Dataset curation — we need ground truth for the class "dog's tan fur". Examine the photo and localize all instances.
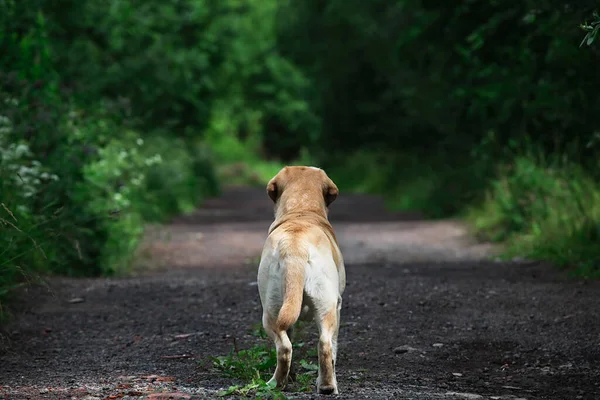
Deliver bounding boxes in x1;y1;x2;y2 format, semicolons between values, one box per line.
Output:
257;166;345;394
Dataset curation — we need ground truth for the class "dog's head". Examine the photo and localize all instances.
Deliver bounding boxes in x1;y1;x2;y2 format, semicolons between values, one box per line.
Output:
266;166;339;216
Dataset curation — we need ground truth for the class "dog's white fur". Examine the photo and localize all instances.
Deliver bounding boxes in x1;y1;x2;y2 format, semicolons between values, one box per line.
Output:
257;166;345;394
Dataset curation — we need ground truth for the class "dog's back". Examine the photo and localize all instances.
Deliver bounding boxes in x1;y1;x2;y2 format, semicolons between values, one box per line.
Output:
260;215;344;331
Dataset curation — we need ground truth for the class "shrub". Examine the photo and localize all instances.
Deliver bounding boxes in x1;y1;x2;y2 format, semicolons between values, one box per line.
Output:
138;134;219;222
0;0;222;308
468;155;600;277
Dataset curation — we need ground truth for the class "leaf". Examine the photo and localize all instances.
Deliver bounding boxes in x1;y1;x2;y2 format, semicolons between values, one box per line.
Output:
587;35;595;46
300;359;319;371
266;379;277;389
218;385;240;396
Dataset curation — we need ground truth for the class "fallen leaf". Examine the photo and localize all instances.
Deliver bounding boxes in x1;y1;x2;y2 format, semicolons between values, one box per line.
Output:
116;384;131;389
155;376;176;382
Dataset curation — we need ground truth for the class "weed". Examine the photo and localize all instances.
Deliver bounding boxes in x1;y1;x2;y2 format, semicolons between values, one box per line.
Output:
213;323;319;398
251;324;268;339
211;343;277;382
218;378;285;399
306;347;318;359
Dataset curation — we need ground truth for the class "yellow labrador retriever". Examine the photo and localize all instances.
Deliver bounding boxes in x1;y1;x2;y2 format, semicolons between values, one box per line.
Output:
257;166;345;395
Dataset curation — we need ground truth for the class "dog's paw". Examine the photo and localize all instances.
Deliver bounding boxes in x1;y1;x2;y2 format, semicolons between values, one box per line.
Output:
317;384;338;395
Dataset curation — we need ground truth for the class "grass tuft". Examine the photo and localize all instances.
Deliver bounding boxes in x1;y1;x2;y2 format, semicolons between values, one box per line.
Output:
212;324;318;398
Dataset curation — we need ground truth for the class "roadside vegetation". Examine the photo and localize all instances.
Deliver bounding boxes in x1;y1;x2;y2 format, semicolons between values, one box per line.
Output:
2;1;599;318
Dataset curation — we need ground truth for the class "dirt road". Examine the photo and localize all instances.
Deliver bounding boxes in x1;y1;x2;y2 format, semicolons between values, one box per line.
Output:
1;187;599;400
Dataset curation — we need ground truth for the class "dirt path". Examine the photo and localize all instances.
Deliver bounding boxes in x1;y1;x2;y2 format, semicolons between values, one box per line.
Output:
1;187;599;400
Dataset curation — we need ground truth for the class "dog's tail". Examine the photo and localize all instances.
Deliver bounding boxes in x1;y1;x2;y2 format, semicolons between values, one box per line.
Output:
277;240;307;331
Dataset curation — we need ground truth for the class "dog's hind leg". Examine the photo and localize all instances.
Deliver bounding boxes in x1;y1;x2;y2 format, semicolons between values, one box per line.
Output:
315;301;340;395
263;312;293;389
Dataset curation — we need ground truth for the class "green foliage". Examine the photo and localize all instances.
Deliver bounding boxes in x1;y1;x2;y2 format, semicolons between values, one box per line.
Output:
204;106;287;187
212;342;318;398
212;343;278;382
275;0;600;205
468;155;600;278
1;0;324;307
269;0;600;274
580;11;600;47
2;0;306;307
138;135;219;222
2;0;599;315
218;378;286;400
212;324;319;397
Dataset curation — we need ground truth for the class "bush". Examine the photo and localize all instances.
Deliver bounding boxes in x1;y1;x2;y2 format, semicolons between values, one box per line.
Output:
138;135;219;222
468;155;600;277
0;95;220;286
0;0;231;309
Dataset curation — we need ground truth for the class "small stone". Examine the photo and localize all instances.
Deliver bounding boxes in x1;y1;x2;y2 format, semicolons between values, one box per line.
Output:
444;392;483;399
433;343;444;348
452;372;463;377
393;345;417;354
146;393;191;400
39;388;49;394
68;297;85;304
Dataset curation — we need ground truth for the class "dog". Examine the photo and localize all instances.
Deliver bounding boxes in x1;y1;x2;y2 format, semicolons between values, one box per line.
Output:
257;166;346;395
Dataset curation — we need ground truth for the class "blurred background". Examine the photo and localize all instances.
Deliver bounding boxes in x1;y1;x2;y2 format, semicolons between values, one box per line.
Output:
1;0;600;307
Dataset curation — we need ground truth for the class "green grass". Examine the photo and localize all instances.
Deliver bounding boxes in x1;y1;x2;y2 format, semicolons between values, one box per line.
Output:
211;324;319;399
466;155;600;278
0;203;51;322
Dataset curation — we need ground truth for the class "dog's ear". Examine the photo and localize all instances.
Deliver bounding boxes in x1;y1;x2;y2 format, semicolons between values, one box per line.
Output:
266;177;279;203
324;177;339;207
